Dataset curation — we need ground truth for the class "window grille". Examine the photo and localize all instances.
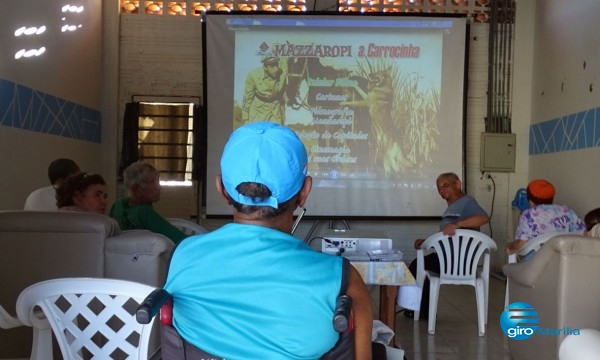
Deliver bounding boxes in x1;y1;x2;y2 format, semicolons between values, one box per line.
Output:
137;102;194;183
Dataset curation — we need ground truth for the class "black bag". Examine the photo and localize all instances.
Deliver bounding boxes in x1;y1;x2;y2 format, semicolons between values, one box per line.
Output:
160;323;224;360
320;257;356;359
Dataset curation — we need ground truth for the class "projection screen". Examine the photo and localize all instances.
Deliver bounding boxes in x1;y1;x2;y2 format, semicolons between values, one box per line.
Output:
203;12;468;218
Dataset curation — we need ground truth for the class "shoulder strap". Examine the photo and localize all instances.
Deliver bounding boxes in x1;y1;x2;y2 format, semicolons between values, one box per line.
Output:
321;257;356;359
340;257;350;295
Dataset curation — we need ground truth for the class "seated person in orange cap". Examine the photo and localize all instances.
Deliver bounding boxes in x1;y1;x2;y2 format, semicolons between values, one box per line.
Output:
506;179;585;257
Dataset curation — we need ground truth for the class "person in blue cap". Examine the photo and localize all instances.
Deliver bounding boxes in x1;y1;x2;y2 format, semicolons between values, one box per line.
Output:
164;122;374;360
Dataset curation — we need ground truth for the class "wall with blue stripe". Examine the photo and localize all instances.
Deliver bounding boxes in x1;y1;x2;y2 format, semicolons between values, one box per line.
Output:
0;79;101;143
530;107;600;155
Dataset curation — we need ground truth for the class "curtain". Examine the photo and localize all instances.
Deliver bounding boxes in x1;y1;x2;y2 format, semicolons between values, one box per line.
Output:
192;104;204;182
118;102;140;179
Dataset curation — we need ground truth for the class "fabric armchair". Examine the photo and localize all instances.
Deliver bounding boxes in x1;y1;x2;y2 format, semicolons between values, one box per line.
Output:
503;235;600;360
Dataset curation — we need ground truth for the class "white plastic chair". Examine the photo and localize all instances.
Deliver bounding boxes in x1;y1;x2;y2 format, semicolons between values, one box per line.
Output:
0;305;22;329
504;231;569;307
560;329;600;360
416;229;497;336
167;218;208;236
1;304;52;360
16;278;157;360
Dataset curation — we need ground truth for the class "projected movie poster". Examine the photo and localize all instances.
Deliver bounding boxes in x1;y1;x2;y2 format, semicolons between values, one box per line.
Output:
233;30;444;184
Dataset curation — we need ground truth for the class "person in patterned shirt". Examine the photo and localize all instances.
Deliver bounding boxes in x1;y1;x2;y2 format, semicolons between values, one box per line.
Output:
506;179;585;256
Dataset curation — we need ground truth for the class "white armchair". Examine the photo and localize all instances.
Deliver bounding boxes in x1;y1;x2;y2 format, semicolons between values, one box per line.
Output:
0;210;174;358
167;218;208;236
504;231;569;307
503;235;600;360
560;329;600;360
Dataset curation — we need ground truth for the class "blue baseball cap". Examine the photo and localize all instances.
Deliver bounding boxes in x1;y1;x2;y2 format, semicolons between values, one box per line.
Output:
220;122;308;208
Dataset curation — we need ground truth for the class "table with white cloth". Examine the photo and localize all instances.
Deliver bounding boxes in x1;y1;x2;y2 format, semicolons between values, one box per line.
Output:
350;261;416;347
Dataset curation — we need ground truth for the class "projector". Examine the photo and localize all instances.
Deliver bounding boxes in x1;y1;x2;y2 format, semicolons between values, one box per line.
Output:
320;229;392;255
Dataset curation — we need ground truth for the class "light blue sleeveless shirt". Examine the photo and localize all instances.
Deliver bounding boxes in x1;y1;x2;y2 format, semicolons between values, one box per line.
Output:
165;223;343;360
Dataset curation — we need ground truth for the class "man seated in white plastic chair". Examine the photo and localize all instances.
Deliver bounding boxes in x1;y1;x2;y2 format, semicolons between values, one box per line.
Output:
164;122;374;359
405;172;489;319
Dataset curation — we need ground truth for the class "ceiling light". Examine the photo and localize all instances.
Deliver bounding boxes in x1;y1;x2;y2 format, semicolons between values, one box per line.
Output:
14;27;26;36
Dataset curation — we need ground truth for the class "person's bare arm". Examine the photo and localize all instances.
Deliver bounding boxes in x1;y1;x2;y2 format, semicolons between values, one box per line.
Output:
346;266;373;360
414;238;425;249
506;239;527;254
442;214;490;235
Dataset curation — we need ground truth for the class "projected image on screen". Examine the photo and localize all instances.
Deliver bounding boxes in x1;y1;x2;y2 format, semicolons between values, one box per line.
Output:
204;13;468;217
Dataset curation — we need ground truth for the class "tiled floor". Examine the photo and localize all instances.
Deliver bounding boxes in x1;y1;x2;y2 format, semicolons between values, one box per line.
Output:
394;276;514;360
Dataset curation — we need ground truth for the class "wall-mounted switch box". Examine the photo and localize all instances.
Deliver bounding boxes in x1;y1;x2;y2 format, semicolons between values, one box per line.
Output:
480;133;516;172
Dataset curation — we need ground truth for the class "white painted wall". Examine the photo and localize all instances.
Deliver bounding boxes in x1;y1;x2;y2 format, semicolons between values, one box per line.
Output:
0;0;105;210
3;2;573;273
117;14;203;219
1;0;102;108
508;0;535;234
528;0;600;216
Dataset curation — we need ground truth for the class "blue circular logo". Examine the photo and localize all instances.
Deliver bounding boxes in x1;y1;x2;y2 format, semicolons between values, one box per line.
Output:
500;302;539;340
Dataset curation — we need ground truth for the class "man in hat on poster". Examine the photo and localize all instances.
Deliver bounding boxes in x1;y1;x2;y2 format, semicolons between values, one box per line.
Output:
242;56;288;124
506;178;585;258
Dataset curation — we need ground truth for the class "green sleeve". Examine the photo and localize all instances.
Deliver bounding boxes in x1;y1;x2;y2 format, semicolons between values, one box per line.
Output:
138;206;187;244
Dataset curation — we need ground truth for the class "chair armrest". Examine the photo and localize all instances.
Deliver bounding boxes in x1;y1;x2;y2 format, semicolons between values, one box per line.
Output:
136;288;170;324
560;329;600;360
503;239;558;287
0;305;22;329
517;231;569;257
105;230;175;286
106;230;174;254
166;218;208;235
505;235;600;288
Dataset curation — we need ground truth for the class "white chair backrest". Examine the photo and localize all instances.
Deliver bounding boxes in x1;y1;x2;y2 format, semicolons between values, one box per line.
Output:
416;229;497;335
507;231;570;264
167;218;208;236
16;278;157;360
419;229;497;284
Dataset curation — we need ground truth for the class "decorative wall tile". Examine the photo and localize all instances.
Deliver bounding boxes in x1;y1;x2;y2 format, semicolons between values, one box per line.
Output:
529;107;600;155
0;79;101;143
